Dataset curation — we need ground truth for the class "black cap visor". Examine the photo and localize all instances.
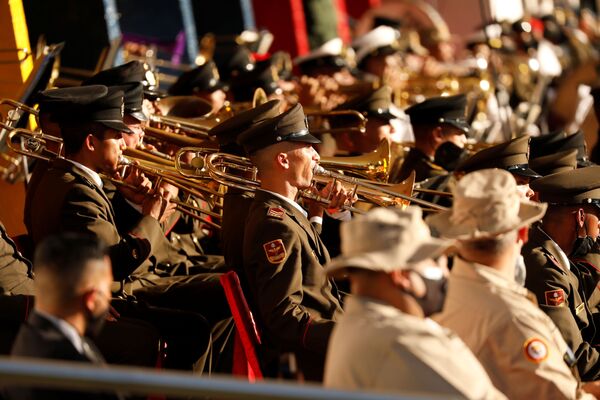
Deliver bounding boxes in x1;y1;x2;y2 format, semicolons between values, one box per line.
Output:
129;109;148;122
440;118;470;134
97;119;133;134
277;129;321;145
506;164;542;179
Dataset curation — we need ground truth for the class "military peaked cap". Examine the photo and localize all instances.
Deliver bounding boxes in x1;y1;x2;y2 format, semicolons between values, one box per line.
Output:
406;94;470;133
209;99;282;155
237;103;320;154
529;149;577;176
168;61;228;96
531;166;600;206
456;135;540;178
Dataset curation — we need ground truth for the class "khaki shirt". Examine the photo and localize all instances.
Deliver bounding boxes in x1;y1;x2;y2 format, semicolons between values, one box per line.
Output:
324;296;506;399
435;258;591;399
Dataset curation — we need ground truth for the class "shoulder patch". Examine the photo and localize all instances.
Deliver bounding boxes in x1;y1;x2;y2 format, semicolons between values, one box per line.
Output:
523;337;549;363
263;239;286;264
266;207;285;219
544;289;565;306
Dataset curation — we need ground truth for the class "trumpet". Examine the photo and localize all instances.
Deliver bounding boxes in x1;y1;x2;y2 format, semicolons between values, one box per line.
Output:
203;152;447;212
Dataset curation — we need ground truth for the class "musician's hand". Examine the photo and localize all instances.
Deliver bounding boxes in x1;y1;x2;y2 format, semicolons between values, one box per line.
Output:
115;165;152;205
306;181;357;217
158;189;178;224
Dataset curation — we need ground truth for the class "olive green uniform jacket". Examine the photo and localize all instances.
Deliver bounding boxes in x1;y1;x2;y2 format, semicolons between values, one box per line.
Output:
26;158;167;280
243;189;343;381
523;223;600;381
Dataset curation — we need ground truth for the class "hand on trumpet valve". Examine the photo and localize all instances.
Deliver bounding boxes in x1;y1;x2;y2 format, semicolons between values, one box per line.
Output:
307;179;358;217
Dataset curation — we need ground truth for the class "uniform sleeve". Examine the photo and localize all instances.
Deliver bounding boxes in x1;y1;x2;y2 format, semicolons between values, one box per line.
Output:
482;312;590;399
525;252;600;381
60;185;163;280
243;217;334;355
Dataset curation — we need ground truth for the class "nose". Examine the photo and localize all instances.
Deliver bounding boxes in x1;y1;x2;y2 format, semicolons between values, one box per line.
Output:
524;185;534;199
311;147;320;162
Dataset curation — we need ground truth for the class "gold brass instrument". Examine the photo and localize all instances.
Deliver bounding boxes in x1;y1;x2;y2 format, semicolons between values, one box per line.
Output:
320;139;390;182
305;109;367;135
148;111;232;139
227;87;270;113
117;156;222;229
0;99;41;182
203;152;448;212
6;128;64;162
143;125;217;148
6;128;222;227
0;98;39;130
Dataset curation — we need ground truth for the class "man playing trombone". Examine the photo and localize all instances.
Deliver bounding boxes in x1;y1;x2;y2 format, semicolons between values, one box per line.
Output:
24;85;232;371
237;102;355;382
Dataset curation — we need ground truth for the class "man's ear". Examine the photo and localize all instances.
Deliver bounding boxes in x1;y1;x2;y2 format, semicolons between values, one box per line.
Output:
576;208;586;229
84;134;96;152
431;126;445;142
276;152;290;170
389;270;411;290
82;289;96;314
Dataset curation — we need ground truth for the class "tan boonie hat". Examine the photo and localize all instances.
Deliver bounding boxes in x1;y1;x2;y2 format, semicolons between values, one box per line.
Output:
427;169;547;240
326;206;451;278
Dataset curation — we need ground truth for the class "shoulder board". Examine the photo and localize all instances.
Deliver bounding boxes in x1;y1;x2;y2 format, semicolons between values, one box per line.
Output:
266;207;285;219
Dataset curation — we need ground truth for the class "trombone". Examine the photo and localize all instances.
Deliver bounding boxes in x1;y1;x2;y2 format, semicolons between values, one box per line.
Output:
6;128;223;228
202;151;448;212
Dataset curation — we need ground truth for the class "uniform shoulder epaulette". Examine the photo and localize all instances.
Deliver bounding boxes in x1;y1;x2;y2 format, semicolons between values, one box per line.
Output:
266;206;285;219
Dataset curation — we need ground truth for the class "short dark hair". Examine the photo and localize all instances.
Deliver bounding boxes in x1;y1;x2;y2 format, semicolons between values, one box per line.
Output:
59;121;109;156
34;233;109;302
